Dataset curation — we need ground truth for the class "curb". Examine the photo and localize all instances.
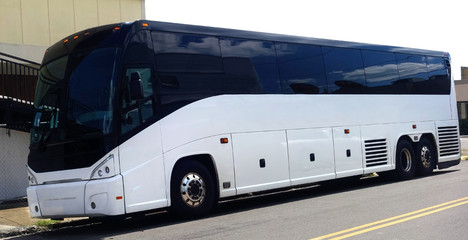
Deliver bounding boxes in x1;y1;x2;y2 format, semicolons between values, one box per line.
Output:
0;218;95;239
0;226;44;239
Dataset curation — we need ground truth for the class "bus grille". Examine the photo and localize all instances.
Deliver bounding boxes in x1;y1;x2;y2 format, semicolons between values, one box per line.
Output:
365;139;388;167
438;126;460;157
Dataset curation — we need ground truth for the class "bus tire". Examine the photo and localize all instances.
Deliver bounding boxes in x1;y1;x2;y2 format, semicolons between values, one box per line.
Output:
415;138;436;176
170;160;216;217
394;139;416;180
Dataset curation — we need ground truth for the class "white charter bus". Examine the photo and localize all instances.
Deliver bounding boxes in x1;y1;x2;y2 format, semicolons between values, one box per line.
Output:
27;20;460;218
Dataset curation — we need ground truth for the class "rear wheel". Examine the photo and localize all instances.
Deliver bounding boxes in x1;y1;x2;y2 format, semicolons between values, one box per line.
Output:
415;138;436;176
394;139;416;180
170;160;216;217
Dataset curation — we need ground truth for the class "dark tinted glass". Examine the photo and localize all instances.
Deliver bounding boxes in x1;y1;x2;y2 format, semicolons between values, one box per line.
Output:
276;43;327;94
322;47;365;93
362;50;399;93
121;67;155;135
67;48;120;135
124;30;153;64
29;48;121;173
152;32;264;117
426;56;450;94
152;32;222;73
220;37;281;93
396;53;428;94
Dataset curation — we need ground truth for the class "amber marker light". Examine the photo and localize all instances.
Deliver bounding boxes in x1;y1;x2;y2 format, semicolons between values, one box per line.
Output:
142;23;149;27
63;39;69;43
344;129;350;134
220;138;229;144
73;35;79;39
114;26;120;30
412;124;417;129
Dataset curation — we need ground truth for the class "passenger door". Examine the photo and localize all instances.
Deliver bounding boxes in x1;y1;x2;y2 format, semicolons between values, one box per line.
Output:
119;67;167;213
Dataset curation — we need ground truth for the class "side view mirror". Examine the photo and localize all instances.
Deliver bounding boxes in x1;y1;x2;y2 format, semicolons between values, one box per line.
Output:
130;72;144;100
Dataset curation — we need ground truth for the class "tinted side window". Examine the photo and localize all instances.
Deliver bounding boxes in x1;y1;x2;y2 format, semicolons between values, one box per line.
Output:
426;56;450;94
362;50;399;94
276;43;327;94
396;54;428;94
153;32;222;73
152;31;223;116
220;37;280;93
121;67;155;135
322;47;366;93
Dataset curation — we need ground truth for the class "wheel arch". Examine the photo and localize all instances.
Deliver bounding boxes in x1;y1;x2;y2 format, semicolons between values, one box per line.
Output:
418;133;438;166
395;135;413;151
171;154;220;199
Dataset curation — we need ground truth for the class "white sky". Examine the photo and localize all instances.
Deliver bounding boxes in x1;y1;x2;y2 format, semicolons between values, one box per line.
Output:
145;0;466;79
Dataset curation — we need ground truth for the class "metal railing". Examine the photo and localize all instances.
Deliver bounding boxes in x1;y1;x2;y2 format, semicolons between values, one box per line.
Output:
0;53;39;205
0;52;40;105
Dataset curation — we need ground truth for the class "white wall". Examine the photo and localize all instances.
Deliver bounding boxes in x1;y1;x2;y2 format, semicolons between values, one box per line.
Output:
0;128;29;201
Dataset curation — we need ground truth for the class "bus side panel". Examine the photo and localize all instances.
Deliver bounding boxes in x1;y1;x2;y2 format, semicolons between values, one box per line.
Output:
333;127;364;178
119;123;167;214
287;128;335;185
360;125;396;174
450;75;458;120
360;122;438;174
435;120;461;164
232;131;290;195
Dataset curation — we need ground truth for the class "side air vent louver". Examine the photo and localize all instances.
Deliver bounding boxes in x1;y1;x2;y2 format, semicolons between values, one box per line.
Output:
438;126;459;157
365;139;388;167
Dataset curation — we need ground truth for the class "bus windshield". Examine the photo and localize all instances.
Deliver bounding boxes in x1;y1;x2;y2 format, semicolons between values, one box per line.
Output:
29;47;121;173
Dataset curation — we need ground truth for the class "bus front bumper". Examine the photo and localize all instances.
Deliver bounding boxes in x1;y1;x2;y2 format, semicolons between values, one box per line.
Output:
27;175;125;218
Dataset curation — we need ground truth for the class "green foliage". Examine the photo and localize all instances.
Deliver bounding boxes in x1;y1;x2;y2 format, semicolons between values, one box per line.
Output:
35;219;61;229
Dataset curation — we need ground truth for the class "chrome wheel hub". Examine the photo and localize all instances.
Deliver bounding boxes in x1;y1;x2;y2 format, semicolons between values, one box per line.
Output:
180;172;206;207
420;146;432;168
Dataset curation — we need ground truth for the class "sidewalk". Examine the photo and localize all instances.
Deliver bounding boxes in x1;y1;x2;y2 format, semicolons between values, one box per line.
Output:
0;206;37;228
0;205;42;238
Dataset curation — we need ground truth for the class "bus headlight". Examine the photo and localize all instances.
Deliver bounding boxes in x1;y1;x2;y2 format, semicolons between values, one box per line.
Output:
90;154;115;180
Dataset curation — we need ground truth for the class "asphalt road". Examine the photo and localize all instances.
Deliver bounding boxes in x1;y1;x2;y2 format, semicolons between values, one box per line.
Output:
13;161;468;240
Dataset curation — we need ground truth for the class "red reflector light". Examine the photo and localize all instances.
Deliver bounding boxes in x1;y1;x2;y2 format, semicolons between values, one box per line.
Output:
116;196;123;200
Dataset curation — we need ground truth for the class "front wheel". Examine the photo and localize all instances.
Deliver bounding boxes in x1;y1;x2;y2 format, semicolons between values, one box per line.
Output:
394;139;416;180
170;160;216;217
415;138;436;176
